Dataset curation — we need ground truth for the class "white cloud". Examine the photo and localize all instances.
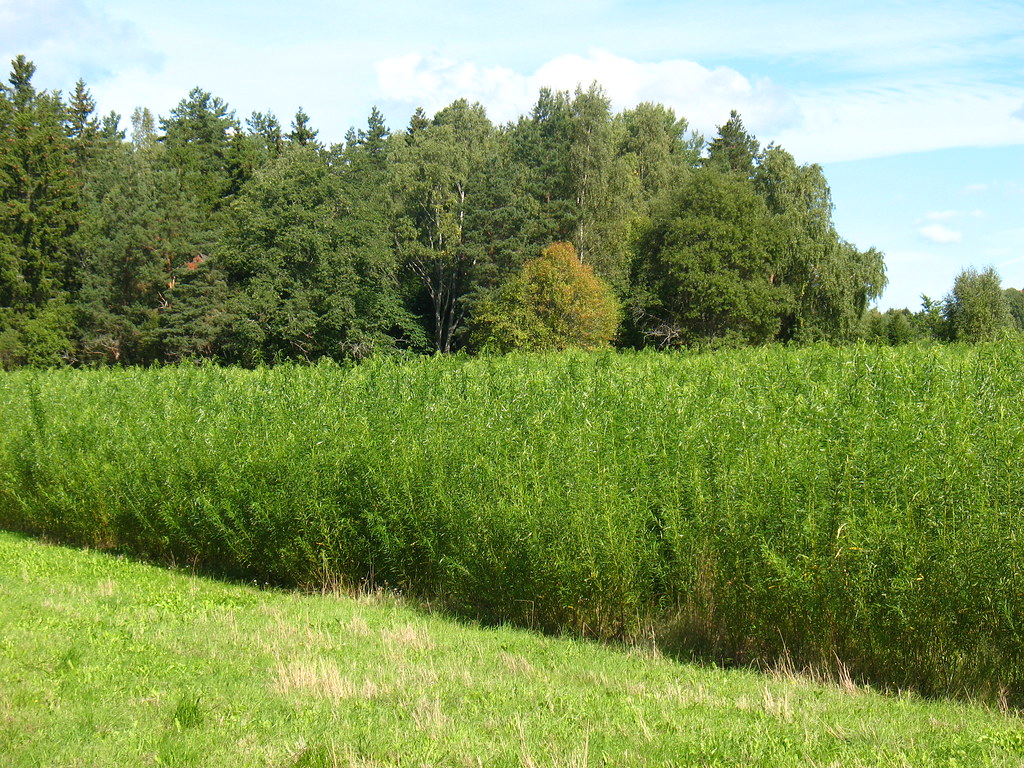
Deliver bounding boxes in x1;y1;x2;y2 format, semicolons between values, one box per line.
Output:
376;54;533;122
375;49;800;137
376;50;1024;164
922;209;986;222
775;81;1024;163
919;224;964;244
0;0;161;86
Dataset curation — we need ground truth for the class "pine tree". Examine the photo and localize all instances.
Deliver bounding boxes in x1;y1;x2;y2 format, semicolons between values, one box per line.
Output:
0;56;80;365
287;107;319;148
704;110;759;176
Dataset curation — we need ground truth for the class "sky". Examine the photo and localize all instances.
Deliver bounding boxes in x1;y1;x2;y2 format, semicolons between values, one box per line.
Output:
2;0;1022;310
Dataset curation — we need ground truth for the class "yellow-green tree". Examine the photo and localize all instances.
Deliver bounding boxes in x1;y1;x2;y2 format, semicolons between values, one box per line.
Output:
469;242;620;352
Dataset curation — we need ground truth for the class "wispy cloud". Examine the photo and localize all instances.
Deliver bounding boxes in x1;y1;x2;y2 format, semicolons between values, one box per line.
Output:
0;0;162;86
776;80;1024;162
376;49;1024;163
923;210;986;222
376;49;799;137
919;224;964;244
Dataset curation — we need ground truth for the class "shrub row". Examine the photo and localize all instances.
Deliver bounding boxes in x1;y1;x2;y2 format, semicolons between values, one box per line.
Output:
2;344;1023;701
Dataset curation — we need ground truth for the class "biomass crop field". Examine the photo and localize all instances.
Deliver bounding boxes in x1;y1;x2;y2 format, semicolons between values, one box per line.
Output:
1;343;1023;702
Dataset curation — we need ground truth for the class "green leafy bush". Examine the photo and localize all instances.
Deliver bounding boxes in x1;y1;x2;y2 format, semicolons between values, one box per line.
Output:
2;344;1023;702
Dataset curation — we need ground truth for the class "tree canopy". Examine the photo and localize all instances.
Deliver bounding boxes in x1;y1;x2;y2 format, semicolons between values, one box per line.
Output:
11;52;1007;368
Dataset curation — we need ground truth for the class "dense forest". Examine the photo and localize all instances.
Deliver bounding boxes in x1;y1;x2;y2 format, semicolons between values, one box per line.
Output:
0;54;1017;368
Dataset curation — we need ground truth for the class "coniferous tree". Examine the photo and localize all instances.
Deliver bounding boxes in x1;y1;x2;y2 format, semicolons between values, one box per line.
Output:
287;107;320;148
509;88;576;249
75;128;182;363
704;110;759;177
0;56;80;366
160;87;241;210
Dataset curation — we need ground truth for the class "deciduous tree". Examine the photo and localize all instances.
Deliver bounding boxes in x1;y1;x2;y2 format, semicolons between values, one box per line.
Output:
469;242;620;352
944;266;1013;342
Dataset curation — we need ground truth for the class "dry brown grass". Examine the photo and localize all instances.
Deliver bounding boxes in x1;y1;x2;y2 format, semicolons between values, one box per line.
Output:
272;657;382;701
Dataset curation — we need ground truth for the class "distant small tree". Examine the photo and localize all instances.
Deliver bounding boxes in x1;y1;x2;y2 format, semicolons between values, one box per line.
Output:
469;242;620;352
943;266;1013;342
915;295;950;341
865;307;924;345
1003;287;1024;331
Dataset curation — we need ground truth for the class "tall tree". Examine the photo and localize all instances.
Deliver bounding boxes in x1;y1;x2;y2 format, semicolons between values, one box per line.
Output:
247;110;284;158
160;87;241;211
287;107;320;148
509;88;576;248
75;129;185;364
616;102;702;209
944;266;1013;342
567;84;633;288
704;110;759;177
630;167;790;348
1003;287;1024;331
0;56;79;366
218;144;404;363
393;99;497;352
754;145;886;341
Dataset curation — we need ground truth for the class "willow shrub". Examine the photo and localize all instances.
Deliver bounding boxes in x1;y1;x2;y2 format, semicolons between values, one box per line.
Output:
1;344;1023;701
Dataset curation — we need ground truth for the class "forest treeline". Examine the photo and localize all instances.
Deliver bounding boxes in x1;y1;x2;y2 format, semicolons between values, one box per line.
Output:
0;54;1017;367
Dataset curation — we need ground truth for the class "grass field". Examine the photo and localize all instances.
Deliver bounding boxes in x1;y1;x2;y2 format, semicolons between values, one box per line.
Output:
3;531;1024;767
2;344;1024;702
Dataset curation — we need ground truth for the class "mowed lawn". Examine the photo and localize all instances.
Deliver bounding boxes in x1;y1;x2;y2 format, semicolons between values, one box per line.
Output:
1;532;1023;767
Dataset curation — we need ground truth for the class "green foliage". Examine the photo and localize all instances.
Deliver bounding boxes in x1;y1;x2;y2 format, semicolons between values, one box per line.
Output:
0;53;887;364
4;344;1024;703
392;100;498;352
704;110;759;176
630;167;790;347
75;138;176;364
616;102;702;208
0;56;80;312
287;107;319;148
468;242;620;352
864;308;927;345
1004;287;1024;330
944;266;1014;342
754;146;886;341
0;299;77;368
160;87;241;210
219;145;403;363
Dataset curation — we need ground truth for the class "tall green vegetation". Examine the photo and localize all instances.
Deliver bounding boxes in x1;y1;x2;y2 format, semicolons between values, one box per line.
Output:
630;167;788;348
944;266;1013;342
3;343;1024;702
468;242;621;351
218;144;403;363
7;52;1016;365
0;56;80;367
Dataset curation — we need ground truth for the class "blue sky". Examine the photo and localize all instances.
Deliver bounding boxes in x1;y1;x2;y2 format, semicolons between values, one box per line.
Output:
2;0;1022;309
